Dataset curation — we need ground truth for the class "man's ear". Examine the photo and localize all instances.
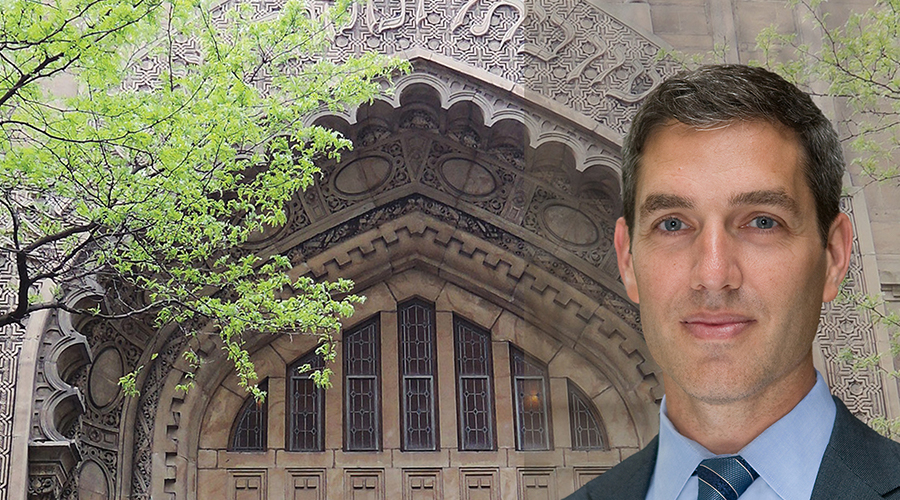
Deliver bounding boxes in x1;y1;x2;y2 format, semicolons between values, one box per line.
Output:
822;212;853;303
614;217;640;303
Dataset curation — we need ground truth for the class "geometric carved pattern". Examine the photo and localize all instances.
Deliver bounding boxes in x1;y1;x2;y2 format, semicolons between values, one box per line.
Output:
55;316;148;500
294;115;622;283
0;255;24;500
460;468;500;500
520;1;680;134
286;194;641;333
344;469;384;500
124;0;676;138
131;325;192;499
0;337;22;500
322;0;675;135
403;469;442;500
816;196;887;423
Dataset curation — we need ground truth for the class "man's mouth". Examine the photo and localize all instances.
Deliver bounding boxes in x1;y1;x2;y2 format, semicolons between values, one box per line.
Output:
681;314;756;340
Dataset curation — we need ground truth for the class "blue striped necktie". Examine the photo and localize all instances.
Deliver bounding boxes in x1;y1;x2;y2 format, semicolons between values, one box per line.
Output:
695;456;759;500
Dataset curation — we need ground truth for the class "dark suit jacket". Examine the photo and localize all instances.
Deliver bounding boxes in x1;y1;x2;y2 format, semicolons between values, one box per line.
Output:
564;397;900;499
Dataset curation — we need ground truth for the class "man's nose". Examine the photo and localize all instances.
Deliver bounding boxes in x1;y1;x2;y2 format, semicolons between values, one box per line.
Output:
690;225;742;292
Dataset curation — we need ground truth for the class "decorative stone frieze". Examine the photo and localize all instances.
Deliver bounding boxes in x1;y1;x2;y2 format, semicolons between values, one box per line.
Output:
814;196;888;423
13;0;893;499
0;255;24;500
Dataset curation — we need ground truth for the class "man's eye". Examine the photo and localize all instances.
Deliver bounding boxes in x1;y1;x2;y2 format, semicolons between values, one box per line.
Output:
748;216;778;229
658;218;685;232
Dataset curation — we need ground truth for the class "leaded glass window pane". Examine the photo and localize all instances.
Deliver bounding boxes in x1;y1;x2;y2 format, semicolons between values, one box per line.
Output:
288;350;325;452
344;317;381;451
230;380;268;451
399;300;438;451
511;347;551;450
454;317;495;451
568;380;607;450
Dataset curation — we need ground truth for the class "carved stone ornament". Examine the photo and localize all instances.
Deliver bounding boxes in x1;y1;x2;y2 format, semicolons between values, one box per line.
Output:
27;441;81;500
815;197;887;422
15;0;888;499
0;253;26;500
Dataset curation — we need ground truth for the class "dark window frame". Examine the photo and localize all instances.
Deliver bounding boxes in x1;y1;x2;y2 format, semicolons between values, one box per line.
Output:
453;315;497;451
287;349;326;452
398;299;440;451
510;345;553;451
343;315;382;452
228;379;269;452
567;380;608;451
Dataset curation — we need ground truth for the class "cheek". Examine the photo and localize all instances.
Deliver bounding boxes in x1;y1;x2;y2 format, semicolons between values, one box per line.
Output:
634;256;682;300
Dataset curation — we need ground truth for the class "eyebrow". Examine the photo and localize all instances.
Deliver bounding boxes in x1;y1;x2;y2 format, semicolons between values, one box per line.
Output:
639;193;694;219
730;189;801;217
639;189;801;219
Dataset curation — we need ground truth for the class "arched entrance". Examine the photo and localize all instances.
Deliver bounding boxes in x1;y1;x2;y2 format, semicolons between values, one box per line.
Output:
127;70;662;498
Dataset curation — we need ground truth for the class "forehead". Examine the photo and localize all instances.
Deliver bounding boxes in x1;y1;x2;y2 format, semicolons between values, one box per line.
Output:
634;120;807;206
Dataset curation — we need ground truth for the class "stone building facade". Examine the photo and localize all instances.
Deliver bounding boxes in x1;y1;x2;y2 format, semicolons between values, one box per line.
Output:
2;0;899;499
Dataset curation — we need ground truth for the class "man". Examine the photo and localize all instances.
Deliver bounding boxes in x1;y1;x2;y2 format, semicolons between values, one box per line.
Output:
566;65;900;500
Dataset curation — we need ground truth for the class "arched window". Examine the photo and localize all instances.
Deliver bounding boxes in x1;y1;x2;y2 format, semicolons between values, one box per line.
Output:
568;380;608;450
510;346;552;450
287;350;325;452
229;379;268;452
453;316;496;451
344;316;381;451
398;299;439;451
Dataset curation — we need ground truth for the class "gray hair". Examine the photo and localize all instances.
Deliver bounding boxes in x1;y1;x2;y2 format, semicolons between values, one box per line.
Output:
621;64;843;245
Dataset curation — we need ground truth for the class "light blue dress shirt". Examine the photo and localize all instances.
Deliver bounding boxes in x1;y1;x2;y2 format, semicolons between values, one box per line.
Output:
645;371;836;500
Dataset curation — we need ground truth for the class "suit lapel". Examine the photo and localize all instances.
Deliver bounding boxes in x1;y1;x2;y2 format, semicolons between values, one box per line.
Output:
811;397;900;499
585;437;658;500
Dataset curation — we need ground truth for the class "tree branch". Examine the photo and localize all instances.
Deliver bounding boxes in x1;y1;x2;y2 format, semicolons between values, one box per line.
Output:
0;192;20;249
23;222;98;253
29;225;103;282
0;52;66;109
0;297;193;329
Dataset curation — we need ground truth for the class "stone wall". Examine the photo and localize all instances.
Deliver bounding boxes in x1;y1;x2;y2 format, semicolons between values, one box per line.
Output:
6;0;900;499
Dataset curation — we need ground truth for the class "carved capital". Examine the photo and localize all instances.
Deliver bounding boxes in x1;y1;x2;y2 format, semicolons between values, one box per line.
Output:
28;441;81;500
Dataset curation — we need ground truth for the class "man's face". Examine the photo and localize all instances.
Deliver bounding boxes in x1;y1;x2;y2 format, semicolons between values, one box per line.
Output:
615;120;852;407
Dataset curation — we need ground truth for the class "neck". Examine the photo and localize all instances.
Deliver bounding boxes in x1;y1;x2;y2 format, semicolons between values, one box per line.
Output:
663;358;816;455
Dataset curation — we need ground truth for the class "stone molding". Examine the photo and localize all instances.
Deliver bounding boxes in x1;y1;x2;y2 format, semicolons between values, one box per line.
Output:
165;236;657;498
27;442;81;500
123;0;680;140
125;204;660;498
0;254;25;500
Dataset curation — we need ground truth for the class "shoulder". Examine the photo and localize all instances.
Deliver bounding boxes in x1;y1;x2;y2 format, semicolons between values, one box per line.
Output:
812;396;900;499
563;437;658;500
828;396;900;470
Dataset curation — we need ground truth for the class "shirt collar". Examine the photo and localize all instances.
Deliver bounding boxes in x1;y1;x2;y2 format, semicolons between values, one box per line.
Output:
740;372;835;499
650;371;836;500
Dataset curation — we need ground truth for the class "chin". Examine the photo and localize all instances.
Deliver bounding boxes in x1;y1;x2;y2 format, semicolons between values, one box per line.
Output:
676;370;765;405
